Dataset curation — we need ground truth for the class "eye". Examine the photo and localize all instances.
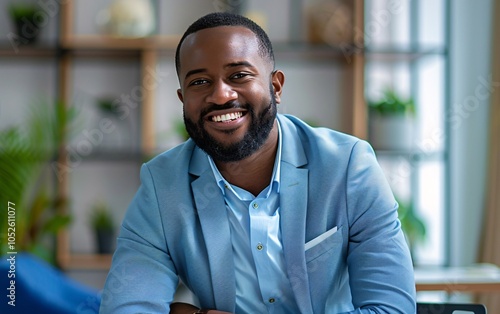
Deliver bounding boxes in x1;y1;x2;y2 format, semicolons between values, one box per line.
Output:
231;72;250;80
189;79;209;86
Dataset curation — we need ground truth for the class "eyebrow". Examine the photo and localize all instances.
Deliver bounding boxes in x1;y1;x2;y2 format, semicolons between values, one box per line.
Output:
184;68;207;81
183;61;256;81
224;61;255;69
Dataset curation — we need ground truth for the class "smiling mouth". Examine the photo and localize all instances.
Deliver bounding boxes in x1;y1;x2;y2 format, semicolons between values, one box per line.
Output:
211;111;244;123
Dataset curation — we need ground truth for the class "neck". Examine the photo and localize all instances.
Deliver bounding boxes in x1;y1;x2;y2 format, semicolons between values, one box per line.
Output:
215;122;278;196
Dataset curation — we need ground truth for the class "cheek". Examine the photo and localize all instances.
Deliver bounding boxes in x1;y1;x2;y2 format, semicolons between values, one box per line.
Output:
183;104;198;120
182;95;203;118
243;83;270;104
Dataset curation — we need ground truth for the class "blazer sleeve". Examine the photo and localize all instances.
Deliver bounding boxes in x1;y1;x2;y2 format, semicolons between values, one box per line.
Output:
340;140;416;314
100;164;178;313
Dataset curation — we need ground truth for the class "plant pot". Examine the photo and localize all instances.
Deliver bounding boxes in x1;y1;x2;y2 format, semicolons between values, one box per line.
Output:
9;4;41;45
369;114;415;151
12;18;41;44
95;229;115;254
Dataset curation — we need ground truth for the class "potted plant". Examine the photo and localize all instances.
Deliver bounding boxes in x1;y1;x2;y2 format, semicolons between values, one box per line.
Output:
96;98;116;115
8;2;41;44
0;101;73;264
368;89;416;151
89;202;115;254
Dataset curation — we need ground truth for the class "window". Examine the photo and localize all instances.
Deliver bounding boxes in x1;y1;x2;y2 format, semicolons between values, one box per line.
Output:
365;0;448;266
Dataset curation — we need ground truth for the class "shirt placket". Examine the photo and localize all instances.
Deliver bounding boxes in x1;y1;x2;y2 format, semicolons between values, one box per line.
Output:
249;198;281;311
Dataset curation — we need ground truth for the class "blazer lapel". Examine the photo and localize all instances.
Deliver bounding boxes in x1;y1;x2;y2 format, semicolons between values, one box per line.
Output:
280;163;313;313
277;115;313;312
190;149;236;311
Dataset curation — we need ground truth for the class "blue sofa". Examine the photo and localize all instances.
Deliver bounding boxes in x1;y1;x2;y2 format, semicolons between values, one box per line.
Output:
0;253;101;313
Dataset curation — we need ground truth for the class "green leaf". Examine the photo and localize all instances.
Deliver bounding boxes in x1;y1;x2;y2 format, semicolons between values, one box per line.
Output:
89;202;115;231
0;99;75;264
397;198;427;246
369;89;416;116
42;215;72;234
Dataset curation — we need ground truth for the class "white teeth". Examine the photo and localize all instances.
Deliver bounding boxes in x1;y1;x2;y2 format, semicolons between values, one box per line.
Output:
212;112;242;122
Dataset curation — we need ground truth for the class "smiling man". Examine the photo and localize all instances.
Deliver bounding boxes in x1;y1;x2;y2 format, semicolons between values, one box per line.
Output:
100;12;416;314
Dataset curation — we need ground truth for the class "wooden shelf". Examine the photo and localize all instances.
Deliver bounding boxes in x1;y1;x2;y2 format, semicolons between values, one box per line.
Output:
61;34;181;50
0;44;58;57
58;253;113;270
365;46;447;62
273;42;363;62
60;35;365;63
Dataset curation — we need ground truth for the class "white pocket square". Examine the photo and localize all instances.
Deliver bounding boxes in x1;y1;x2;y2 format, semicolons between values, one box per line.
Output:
305;226;338;251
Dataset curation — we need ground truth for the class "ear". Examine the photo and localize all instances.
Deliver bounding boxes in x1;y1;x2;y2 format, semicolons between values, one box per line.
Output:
177;88;184;103
271;70;285;104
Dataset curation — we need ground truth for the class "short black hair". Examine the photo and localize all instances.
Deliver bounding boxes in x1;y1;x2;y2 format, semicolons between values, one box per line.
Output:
175;12;275;77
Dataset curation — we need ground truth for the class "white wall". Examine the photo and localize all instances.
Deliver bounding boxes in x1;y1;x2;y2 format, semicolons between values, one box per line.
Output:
449;0;493;266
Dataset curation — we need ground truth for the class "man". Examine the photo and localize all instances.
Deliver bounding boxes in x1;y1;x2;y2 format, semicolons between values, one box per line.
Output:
100;12;416;314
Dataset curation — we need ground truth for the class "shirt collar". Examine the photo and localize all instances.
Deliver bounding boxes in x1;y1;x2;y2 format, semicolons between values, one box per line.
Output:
208;120;282;196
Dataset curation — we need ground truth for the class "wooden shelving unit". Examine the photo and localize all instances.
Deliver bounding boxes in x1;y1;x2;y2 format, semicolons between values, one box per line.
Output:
46;0;367;270
55;0;165;270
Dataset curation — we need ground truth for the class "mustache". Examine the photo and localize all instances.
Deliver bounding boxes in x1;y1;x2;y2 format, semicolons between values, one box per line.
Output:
200;100;249;118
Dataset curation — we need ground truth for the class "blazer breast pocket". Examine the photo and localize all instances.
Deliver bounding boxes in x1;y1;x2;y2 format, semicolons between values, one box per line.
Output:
305;226;347;309
305;226;343;263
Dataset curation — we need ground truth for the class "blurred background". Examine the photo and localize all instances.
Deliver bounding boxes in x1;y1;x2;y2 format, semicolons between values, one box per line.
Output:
0;0;498;312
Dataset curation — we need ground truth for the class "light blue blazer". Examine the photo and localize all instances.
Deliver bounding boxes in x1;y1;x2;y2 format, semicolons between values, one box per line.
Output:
100;114;416;314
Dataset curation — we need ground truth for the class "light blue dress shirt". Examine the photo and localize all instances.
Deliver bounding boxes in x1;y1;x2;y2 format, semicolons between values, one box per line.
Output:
208;122;300;314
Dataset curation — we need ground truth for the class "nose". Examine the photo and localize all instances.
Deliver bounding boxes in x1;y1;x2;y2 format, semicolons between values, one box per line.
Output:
205;80;237;105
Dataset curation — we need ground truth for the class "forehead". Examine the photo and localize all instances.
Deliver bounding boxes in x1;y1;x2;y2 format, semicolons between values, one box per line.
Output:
178;26;267;74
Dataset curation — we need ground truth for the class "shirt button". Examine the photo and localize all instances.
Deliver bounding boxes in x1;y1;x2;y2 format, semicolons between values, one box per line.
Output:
256;243;263;251
252;202;259;209
269;298;275;303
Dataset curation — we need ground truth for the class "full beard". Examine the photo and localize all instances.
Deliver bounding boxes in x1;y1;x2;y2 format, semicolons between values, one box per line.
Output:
183;90;277;163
